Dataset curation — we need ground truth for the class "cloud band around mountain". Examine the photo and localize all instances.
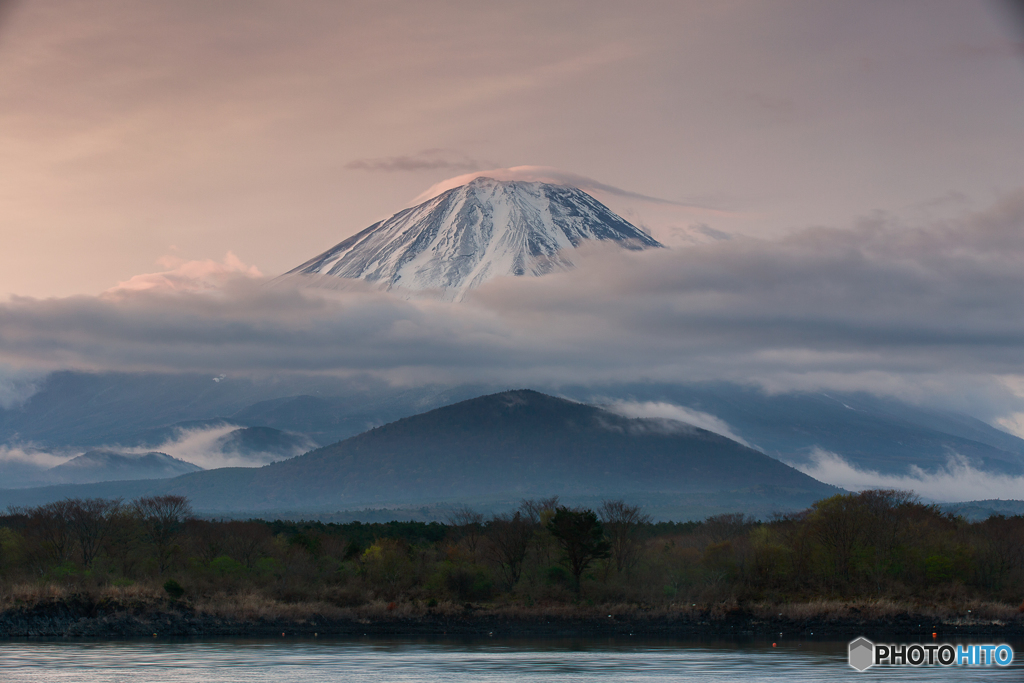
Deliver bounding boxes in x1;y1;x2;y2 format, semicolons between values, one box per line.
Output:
0;189;1023;425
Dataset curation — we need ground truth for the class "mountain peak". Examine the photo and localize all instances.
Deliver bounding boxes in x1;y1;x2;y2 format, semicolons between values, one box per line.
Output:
280;178;663;301
47;450;202;485
464;175;506;188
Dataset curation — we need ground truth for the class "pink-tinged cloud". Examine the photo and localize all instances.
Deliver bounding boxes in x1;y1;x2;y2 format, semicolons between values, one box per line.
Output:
413;166;736;214
105;252;263;296
410;167;745;248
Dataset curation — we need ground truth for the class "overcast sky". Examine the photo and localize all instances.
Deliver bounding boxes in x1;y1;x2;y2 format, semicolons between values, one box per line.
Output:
1;1;1024;434
1;0;1022;296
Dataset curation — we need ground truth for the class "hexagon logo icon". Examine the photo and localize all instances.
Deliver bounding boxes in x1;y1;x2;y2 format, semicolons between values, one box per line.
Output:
849;637;874;671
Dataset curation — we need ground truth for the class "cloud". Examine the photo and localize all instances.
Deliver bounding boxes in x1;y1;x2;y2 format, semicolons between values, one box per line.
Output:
0;444;74;469
345;149;489;173
605;400;752;447
0;365;43;408
0;190;1023;425
0;423;311;483
135;423;241;469
413;165;734;213
126;423;300;469
669;223;732;246
791;448;1024;502
0;443;79;488
995;412;1024;440
410;166;744;248
105;252;262;295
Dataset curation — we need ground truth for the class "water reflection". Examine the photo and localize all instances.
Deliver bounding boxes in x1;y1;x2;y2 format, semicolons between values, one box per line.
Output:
0;637;1020;682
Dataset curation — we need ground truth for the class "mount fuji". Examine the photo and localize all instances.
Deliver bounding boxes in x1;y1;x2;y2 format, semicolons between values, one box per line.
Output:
279;177;663;301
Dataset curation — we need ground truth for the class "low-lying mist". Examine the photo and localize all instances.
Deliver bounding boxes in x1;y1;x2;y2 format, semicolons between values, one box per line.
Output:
0;423;313;488
791;448;1024;503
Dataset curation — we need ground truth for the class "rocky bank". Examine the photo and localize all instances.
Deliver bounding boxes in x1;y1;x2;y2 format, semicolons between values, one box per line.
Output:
2;597;1022;640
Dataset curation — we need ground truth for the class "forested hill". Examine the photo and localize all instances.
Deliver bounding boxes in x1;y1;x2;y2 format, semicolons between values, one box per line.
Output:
0;390;838;513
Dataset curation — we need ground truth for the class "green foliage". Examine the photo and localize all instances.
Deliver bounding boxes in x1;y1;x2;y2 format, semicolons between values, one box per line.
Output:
925;555;955;583
545;565;572;587
288;533;321;557
254;557;284;579
1;491;1023;608
209;555;246;578
361;539;412;599
546;507;611;594
648;521;701;537
50;561;79;579
163;579;185;600
265;520;448;548
703;541;736;578
440;562;493;601
0;528;24;573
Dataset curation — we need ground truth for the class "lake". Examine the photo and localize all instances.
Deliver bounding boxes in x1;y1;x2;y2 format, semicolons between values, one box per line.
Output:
1;637;1020;681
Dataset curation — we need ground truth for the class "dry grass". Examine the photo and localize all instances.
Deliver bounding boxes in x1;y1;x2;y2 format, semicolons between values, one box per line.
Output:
137;594;1024;624
0;582;70;609
748;599;902;621
0;581;166;611
950;601;1019;622
744;598;1022;623
98;583;165;602
192;592;351;622
350;599;423;619
1;581;1021;626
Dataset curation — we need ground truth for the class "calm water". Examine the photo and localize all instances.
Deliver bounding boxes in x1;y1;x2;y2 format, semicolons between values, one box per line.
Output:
0;637;1020;682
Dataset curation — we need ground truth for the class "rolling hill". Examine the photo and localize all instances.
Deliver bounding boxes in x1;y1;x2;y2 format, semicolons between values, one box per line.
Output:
0;390;838;516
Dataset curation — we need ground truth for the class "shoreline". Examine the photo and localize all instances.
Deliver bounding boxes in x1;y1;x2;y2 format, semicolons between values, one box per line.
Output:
2;597;1022;640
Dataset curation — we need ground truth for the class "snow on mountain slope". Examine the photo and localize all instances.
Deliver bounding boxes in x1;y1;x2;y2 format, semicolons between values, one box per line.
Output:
279;177;663;301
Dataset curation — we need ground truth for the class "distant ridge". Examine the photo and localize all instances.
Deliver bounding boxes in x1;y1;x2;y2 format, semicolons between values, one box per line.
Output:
47;450;202;485
5;372;1023;482
0;390;838;515
940;499;1024;522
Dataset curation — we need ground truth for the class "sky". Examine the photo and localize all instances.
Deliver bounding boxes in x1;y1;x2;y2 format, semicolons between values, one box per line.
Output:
1;0;1022;296
1;1;1024;436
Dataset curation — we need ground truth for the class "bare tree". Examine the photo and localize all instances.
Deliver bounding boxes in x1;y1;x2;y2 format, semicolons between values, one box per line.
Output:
185;519;226;564
701;513;754;545
445;506;484;557
103;506;144;578
519;497;560;565
133;495;192;574
599;499;652;575
860;489;918;591
68;498;122;568
28;500;76;565
486;511;532;590
519;497;559;525
811;495;863;585
223;521;272;569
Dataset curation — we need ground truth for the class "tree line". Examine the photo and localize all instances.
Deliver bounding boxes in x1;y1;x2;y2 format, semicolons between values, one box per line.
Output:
0;490;1022;607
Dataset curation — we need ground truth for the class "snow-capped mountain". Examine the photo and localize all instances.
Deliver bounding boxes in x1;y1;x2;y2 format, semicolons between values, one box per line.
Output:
280;177;663;301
